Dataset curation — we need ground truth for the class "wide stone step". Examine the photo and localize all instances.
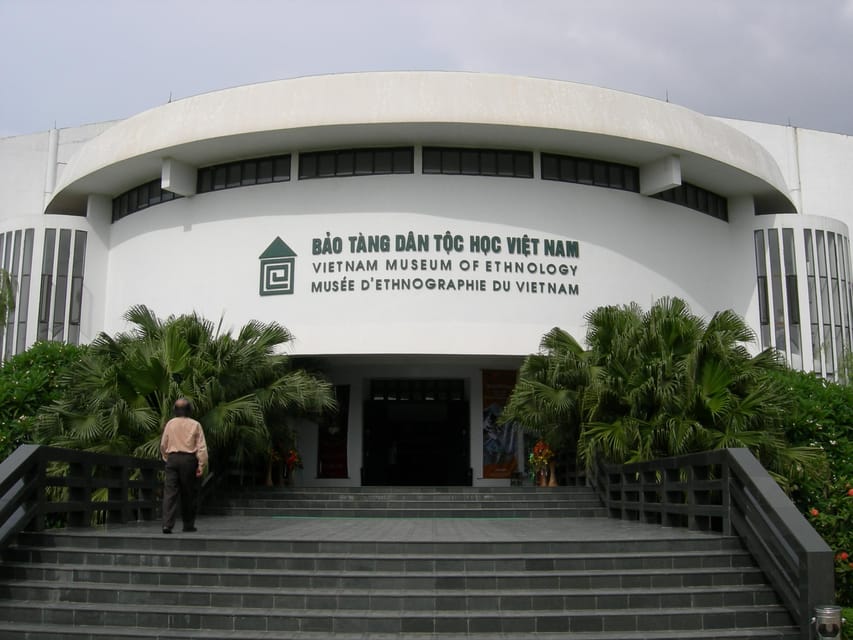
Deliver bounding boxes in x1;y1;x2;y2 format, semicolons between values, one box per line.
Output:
206;488;608;518
206;506;609;518
0;579;783;610
0;600;796;635
4;545;756;572
0;517;799;639
0;622;802;640
0;561;770;590
213;488;598;501
211;497;605;507
10;528;749;554
222;487;597;498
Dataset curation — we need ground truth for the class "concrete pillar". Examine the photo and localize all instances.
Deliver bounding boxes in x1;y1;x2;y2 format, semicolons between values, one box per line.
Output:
162;158;197;197
640;155;681;196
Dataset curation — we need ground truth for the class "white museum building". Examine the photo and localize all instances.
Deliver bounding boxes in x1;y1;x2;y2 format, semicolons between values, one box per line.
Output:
1;72;851;486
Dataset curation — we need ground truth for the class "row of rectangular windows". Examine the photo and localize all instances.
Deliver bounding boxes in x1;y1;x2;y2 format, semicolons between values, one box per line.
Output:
755;227;853;379
0;227;87;360
541;153;638;192
652;183;728;221
112;178;181;222
112;146;728;221
198;155;291;193
423;148;532;178
299;148;413;178
0;228;34;360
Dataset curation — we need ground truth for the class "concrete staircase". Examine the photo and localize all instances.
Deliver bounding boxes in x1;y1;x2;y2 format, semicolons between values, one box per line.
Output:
204;485;609;518
0;486;800;639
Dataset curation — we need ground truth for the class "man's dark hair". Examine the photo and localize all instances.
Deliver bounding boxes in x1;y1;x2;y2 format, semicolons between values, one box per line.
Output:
173;398;192;417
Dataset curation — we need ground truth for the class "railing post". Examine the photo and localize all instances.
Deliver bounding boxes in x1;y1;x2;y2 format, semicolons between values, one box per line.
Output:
106;463;128;525
720;455;732;536
32;448;47;532
802;547;837;640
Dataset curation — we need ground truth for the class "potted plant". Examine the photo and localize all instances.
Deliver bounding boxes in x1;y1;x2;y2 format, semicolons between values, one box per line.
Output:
528;440;555;487
284;447;303;485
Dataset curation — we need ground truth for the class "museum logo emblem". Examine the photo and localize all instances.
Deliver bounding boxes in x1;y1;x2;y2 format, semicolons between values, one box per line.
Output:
259;237;297;296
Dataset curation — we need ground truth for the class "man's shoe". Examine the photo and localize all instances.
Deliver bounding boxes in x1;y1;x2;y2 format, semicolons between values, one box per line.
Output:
162;528;172;534
183;526;197;533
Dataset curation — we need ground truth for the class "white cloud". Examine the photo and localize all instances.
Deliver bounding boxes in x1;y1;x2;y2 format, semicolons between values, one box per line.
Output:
0;0;851;134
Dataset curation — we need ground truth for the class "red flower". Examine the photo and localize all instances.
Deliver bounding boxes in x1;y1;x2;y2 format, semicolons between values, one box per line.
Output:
847;488;853;497
810;508;819;517
837;552;850;561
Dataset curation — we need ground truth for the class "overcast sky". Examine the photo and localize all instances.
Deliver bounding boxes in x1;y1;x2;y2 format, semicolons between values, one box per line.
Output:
1;0;852;138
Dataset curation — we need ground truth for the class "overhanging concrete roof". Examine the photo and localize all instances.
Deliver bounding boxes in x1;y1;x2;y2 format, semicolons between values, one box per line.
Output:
46;72;796;215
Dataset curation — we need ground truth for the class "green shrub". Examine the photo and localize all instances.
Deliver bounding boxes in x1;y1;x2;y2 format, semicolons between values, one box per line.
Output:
774;369;853;606
0;341;84;460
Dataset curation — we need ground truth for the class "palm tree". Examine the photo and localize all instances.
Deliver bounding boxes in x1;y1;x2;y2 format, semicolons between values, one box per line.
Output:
505;297;821;487
36;305;336;474
500;327;590;453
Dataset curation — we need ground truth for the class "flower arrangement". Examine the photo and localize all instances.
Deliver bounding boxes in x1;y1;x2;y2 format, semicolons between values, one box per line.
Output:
285;448;303;472
528;440;554;472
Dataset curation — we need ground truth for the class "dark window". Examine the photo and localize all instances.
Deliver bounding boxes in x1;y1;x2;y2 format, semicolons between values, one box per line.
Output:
258;159;273;183
272;156;290;181
355;150;373;175
754;230;771;349
112;178;183;222
67;230;87;345
3;231;21;359
461;150;479;175
52;229;71;342
374;150;392;173
37;228;56;341
592;162;608;186
136;184;149;209
317;152;335;177
298;154;316;179
336;151;354;176
15;229;34;355
442;149;461;174
198;168;212;192
241;161;257;185
212;167;226;190
299;148;414;180
544;153;640;193
577;160;593;184
497;152;515;177
392;148;413;173
226;163;241;188
650;181;728;222
423;147;533;179
423;148;441;174
0;236;5;357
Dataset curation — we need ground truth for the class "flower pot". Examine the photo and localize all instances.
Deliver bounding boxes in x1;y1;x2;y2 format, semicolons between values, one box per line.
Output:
537;470;548;487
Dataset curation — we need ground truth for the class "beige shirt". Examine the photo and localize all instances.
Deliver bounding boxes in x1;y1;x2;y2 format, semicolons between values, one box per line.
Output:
160;417;209;471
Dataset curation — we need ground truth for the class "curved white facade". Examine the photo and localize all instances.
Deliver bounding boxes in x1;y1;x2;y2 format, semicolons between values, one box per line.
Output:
2;72;852;486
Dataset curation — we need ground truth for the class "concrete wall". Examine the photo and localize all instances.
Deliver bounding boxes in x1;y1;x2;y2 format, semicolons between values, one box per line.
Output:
102;159;747;358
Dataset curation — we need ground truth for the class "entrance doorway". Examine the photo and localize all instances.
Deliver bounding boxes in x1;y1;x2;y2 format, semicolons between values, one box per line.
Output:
362;379;470;486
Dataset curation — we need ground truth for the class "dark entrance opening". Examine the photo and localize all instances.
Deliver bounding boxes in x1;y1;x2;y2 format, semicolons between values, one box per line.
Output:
362;379;470;486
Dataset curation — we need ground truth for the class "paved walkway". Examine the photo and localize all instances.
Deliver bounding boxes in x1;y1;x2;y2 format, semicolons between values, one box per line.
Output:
89;515;723;543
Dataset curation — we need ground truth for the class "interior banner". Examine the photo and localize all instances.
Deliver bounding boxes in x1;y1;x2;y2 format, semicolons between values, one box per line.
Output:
317;385;350;478
482;370;519;479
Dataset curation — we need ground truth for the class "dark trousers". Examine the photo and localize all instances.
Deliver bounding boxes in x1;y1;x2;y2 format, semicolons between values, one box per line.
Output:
163;452;199;530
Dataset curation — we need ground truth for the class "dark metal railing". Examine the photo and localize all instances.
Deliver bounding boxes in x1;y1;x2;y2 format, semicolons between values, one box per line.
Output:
590;448;834;640
0;444;163;549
